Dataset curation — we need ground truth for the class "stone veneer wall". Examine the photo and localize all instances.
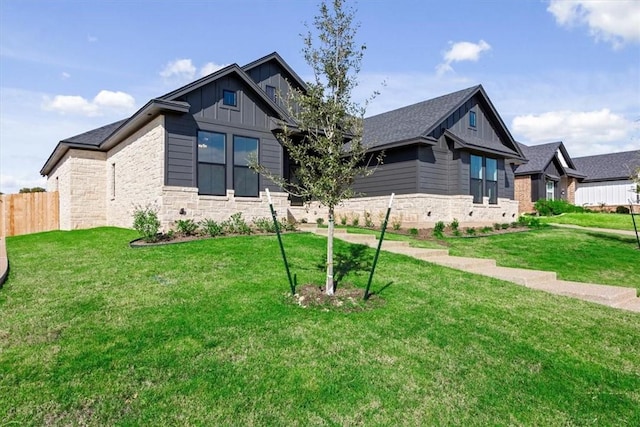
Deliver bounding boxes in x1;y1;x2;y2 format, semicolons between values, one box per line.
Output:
106;116;165;229
159;187;290;230
47;149;107;230
514;176;535;214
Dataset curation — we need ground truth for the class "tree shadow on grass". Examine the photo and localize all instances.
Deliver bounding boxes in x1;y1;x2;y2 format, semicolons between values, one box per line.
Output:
317;243;372;290
585;232;638;246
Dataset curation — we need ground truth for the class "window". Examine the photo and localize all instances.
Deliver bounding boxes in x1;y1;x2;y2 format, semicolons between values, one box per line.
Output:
233;136;259;197
198;131;226;195
470;155;498;204
470;154;483;204
469;110;477;128
486;158;497;204
266;85;276;102
111;163;116;199
546;181;555;201
223;89;236;107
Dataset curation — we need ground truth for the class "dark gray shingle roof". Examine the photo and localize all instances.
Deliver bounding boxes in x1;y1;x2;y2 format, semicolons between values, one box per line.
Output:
515;141;562;174
448;129;521;157
573;150;640;182
363;85;480;148
61;119;127;147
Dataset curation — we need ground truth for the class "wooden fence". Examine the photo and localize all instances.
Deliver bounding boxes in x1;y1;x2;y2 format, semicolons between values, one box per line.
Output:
0;192;59;237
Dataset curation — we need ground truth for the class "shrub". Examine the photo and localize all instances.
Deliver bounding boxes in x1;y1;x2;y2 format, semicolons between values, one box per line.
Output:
175;219;198;236
510;222;519;228
493;223;501;230
280;219;298;232
517;215;529;226
534;199;586;216
501;223;510;230
450;218;459;231
132;205;160;242
391;215;402;231
453;230;461;237
363;211;374;228
200;218;224;237
466;227;476;235
253;217;276;233
339;213;348;225
316;217;325;226
527;217;541;228
616;206;630;214
409;227;418;236
481;226;493;233
225;212;252;235
433;221;445;237
351;214;360;227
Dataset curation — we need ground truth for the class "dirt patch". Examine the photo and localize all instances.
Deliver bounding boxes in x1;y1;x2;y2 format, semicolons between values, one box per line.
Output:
287;283;384;312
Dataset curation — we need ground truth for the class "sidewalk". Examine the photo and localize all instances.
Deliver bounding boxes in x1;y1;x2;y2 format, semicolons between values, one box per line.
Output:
310;227;640;313
549;223;639;237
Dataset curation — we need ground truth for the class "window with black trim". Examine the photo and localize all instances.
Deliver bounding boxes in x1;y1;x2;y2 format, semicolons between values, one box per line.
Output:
266;85;276;102
470;155;498;204
233;136;259;197
198;131;226;196
469;110;477;128
223;90;236;107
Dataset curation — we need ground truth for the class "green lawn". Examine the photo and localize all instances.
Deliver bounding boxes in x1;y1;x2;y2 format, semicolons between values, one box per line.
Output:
444;228;640;290
538;212;638;231
1;228;639;425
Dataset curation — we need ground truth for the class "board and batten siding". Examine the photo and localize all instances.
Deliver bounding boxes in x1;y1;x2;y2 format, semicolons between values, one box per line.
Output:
244;60;297;110
575;180;638;206
164;74;283;193
351;146;419;196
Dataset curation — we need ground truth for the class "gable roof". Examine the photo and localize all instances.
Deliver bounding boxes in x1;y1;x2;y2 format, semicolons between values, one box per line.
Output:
363;85;525;160
573;150;640;182
60;119;127;147
515;141;584;178
242;51;307;91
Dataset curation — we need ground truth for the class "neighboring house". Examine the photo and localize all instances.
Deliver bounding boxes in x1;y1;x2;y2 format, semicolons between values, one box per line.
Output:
514;141;585;213
573;150;640;208
41;52;527;230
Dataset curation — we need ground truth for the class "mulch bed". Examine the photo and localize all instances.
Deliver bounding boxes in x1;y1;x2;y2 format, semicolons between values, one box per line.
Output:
287;283;385;312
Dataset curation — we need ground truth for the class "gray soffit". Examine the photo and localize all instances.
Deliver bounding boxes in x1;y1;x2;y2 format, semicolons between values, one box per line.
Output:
573;150;640;182
445;130;523;159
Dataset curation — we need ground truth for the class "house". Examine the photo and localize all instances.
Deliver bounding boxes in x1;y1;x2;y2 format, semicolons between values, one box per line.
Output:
514;141;585;213
573;150;640;208
41;52;527;231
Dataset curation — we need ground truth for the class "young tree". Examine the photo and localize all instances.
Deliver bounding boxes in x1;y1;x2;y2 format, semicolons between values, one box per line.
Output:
253;0;381;295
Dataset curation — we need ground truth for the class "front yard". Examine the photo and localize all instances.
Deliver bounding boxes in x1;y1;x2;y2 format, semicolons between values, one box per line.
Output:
1;228;639;425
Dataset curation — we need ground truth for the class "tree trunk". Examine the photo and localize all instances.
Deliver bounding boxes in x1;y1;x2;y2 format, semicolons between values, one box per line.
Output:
325;207;335;295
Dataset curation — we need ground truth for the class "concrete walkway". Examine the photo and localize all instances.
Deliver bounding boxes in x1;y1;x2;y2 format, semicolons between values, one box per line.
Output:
549;223;640;238
310;228;640;313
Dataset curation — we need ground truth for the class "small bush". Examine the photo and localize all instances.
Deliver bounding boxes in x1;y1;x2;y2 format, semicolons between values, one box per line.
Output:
453;230;461;237
450;218;459;231
510;222;519;228
466;227;476;235
527;217;541;228
339;214;348;226
253;217;276;233
517;215;529;226
363;211;374;228
280;219;298;232
351;215;360;227
200;218;224;237
493;223;501;230
616;206;630;214
481;226;493;233
175;219;198;236
501;223;510;230
391;215;402;231
534;199;586;216
132;205;161;243
409;227;418;236
433;221;445;237
316;217;325;226
225;212;252;235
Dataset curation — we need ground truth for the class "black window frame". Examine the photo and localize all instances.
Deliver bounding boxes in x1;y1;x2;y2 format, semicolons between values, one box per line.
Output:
470;154;498;204
222;89;237;107
232;135;259;197
197;130;227;196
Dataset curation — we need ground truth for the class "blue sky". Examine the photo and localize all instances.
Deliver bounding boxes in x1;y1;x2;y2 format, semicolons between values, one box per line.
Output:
1;0;639;194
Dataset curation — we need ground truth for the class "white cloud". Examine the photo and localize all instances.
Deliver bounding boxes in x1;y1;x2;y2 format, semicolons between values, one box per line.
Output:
41;90;136;117
199;62;227;77
61;72;71;79
512;109;639;156
87;35;98;43
0;174;46;195
436;40;491;75
160;59;197;80
547;0;640;48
